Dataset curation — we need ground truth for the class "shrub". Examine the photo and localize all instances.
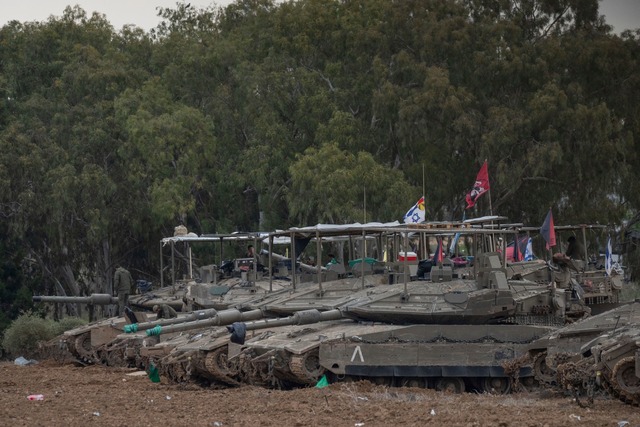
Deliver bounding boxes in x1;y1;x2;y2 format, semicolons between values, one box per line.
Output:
1;311;55;358
51;317;88;336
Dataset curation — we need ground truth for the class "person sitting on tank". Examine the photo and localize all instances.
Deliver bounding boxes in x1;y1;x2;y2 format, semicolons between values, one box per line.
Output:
246;244;256;258
326;254;338;267
153;304;178;319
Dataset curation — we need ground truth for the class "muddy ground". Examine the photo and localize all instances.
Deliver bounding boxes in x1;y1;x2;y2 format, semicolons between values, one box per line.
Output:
0;360;638;427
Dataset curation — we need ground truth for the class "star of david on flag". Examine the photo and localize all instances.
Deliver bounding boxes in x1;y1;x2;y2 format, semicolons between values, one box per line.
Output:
403;196;426;224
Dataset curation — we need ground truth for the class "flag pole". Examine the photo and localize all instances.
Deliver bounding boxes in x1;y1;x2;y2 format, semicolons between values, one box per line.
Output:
363;185;367;261
363;185;366;223
485;159;493;216
422;163;425;200
422;163;426;258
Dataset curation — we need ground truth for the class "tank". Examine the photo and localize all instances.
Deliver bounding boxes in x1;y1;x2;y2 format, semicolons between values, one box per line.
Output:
587;323;640;405
235;314;555;393
526;301;640;387
530;303;640;406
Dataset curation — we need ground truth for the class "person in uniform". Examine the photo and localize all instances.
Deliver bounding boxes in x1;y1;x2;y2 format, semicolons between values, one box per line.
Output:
113;266;134;316
153;304;178;319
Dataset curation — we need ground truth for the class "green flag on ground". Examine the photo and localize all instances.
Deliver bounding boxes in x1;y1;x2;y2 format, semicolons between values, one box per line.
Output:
148;363;161;383
315;375;329;388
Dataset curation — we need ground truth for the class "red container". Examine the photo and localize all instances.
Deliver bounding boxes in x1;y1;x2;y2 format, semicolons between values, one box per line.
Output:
397;251;417;262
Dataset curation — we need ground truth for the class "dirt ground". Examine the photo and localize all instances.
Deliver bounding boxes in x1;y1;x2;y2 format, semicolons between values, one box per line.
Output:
0;360;638;427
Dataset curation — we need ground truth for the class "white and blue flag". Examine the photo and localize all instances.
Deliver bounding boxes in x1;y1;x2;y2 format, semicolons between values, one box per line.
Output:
605;236;613;276
523;237;534;261
403;196;426;224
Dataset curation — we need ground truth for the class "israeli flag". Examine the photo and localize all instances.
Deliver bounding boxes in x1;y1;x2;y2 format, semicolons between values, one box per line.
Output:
403;196;426;224
523;238;534;261
605;236;613;276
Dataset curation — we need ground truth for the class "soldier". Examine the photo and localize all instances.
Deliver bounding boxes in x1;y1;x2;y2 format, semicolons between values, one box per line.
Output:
246;244;255;258
113;266;134;316
153;304;178;319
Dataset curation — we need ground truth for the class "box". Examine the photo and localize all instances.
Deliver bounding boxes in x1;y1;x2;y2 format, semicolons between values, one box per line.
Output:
397;251;418;262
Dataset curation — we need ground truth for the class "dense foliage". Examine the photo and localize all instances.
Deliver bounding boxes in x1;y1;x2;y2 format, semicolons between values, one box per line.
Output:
1;311;87;357
0;0;638;326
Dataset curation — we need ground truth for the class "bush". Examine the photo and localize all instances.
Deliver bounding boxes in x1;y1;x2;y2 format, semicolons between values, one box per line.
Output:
51;317;88;336
1;311;55;358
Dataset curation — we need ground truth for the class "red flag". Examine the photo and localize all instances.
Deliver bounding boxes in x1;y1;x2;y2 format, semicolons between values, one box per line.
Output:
540;209;556;250
433;237;444;264
465;161;490;209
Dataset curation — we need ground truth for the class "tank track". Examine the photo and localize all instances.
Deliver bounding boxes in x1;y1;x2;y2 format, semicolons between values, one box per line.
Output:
201;346;242;386
532;351;556;385
237;352;272;387
72;332;98;364
288;350;322;385
157;351;192;384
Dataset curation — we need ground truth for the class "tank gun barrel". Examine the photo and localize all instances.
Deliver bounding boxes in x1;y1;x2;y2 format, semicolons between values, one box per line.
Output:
244;308;343;331
269;251;325;273
123;308;220;333
225;309;344;345
142;308;265;337
32;293;118;305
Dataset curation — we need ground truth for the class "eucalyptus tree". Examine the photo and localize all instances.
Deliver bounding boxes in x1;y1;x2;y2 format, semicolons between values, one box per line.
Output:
0;7;155;304
288;143;416;224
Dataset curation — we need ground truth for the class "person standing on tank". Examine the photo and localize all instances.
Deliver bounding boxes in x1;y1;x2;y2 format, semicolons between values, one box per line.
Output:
153;304;178;319
113;266;134;316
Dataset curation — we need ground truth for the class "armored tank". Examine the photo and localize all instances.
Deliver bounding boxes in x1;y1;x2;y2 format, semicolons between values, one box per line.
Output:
587;322;640;405
526;301;640;386
215;219;596;392
233;312;554;393
527;303;640;406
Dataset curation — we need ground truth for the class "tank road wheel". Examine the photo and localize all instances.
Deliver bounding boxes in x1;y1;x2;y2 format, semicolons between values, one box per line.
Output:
289;350;322;385
372;377;394;386
611;357;640;405
519;376;538;392
435;377;465;394
401;378;426;388
532;352;556;385
204;346;241;385
74;333;95;363
482;377;511;394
